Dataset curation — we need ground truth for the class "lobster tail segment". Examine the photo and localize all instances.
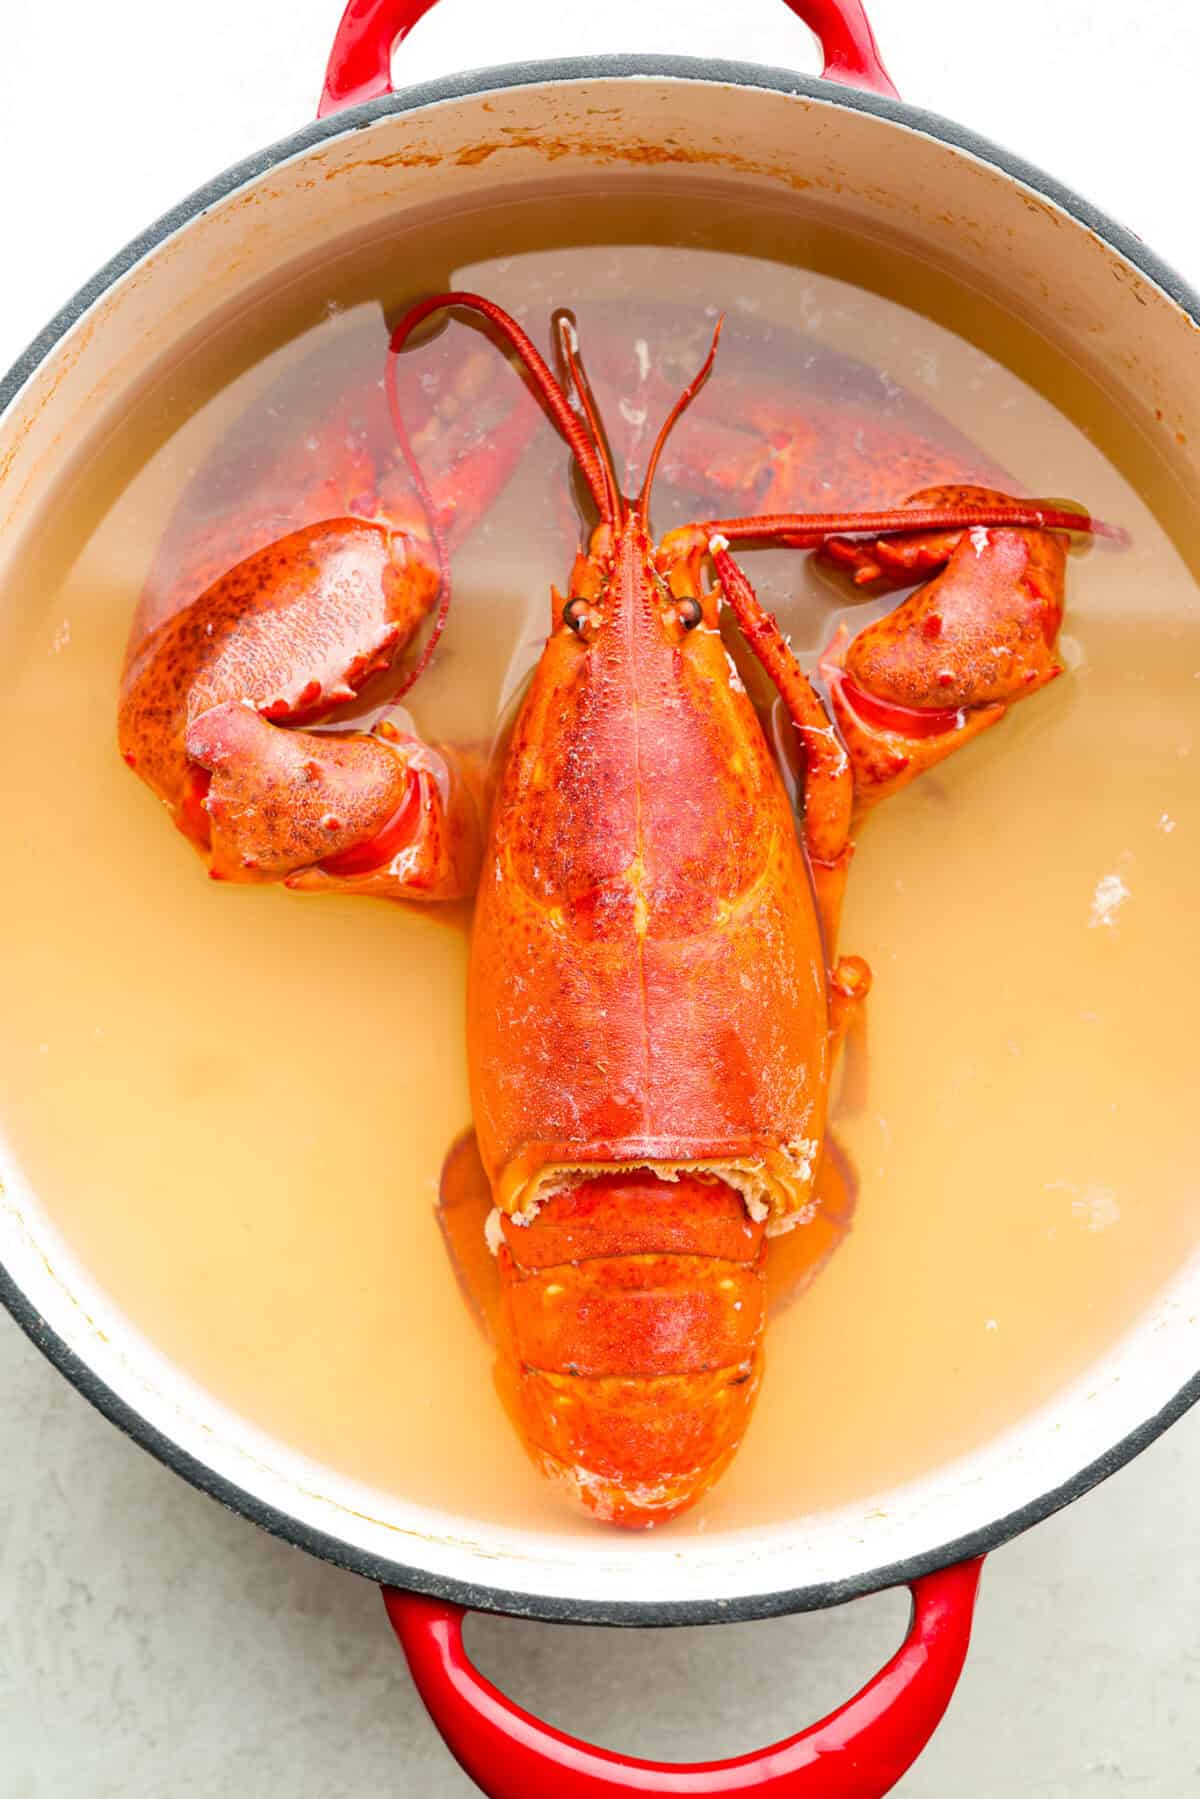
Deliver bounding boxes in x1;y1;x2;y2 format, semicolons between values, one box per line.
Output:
495;1172;768;1529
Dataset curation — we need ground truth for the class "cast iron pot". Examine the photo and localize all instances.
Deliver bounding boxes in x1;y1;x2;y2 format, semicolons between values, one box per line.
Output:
1;1;1197;1791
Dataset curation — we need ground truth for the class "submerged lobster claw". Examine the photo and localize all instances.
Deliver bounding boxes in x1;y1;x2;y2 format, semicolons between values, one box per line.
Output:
118;329;538;900
818;483;1074;807
120;519;480;897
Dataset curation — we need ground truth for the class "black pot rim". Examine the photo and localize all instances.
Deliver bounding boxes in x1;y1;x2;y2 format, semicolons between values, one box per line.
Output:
2;52;1198;1630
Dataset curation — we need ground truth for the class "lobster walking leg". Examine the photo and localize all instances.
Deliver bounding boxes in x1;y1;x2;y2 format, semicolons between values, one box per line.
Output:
437;1131;506;1343
705;537;855;956
766;1136;859;1318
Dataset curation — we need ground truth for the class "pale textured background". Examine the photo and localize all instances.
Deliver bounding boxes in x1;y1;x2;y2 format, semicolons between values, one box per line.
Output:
2;0;1199;1792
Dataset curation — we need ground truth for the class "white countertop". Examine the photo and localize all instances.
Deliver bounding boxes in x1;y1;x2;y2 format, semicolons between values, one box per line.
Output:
2;2;1199;1792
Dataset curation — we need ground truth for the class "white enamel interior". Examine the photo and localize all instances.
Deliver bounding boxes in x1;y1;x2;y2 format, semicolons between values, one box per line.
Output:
1;71;1197;1617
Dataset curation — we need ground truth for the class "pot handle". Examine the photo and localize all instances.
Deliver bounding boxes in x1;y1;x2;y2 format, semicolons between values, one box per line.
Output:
382;1557;981;1797
318;0;897;117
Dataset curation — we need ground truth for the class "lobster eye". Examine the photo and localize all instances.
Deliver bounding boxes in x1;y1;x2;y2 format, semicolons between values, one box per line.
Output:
677;597;703;630
563;596;590;633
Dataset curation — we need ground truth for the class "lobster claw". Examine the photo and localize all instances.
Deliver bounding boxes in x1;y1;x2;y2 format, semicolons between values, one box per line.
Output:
119;517;482;900
185;703;415;882
818;485;1069;809
184;708;481;899
121;312;543;904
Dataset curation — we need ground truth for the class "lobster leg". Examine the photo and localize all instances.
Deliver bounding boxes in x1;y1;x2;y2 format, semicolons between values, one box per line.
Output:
766;1135;859;1317
708;542;855;954
119;519;483;900
437;1131;504;1342
137;321;543;644
659;525;862;964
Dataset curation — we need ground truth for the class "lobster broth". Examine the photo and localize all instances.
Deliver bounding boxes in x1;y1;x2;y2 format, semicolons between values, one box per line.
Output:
0;180;1197;1538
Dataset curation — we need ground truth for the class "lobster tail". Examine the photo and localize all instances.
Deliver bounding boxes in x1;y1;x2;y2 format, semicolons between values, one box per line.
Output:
495;1172;767;1529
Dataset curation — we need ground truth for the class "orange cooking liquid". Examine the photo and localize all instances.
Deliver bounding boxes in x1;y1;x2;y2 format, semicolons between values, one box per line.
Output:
0;183;1197;1538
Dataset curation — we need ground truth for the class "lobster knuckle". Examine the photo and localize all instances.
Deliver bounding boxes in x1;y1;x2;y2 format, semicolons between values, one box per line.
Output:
820;535;886;584
291;742;484;900
831;954;872;1004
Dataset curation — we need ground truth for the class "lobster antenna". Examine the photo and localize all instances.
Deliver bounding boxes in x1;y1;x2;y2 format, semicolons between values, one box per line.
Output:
702;501;1129;548
384;344;453;699
553;309;623;525
638;316;724;519
383;291;621;695
389;292;613;522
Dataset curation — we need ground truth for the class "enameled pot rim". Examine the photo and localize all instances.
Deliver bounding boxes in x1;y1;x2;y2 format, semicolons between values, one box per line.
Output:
2;53;1198;1628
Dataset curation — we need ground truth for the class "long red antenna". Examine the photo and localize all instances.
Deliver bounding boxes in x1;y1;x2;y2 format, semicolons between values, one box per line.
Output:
553;309;622;526
384;329;454;699
389;292;613;521
704;501;1129;547
638;317;724;519
385;291;620;696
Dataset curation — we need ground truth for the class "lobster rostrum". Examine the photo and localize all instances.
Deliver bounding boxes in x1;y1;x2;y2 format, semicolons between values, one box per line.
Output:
119;291;1120;1529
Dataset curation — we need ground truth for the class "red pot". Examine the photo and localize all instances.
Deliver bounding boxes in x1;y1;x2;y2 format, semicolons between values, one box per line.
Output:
1;1;1197;1792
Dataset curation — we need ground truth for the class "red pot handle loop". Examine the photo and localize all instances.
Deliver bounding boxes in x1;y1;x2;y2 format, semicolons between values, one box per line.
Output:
382;1557;982;1798
318;0;897;118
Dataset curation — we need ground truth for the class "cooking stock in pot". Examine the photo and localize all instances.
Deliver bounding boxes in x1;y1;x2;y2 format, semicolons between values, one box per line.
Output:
0;179;1196;1538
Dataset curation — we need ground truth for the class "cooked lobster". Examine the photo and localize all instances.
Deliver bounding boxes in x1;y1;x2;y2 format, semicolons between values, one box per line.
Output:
119;294;1117;1527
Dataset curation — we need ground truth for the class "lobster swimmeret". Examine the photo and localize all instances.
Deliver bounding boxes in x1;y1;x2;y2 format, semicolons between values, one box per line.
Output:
119;292;1120;1527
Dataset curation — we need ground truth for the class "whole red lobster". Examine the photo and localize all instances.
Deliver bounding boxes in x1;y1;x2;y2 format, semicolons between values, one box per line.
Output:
119;292;1117;1527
